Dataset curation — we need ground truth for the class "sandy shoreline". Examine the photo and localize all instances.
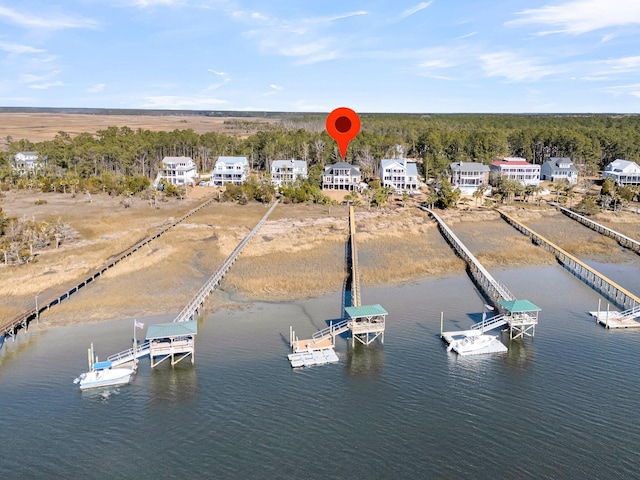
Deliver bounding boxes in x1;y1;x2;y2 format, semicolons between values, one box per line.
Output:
1;189;639;330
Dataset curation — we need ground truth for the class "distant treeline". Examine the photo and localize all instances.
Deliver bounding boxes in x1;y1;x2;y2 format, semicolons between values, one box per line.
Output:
2;113;640;185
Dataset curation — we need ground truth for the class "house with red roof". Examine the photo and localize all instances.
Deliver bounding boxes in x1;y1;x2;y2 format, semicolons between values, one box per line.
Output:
490;157;540;186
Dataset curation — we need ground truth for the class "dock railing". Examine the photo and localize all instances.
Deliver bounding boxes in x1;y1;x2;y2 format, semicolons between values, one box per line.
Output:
421;206;515;305
173;200;280;323
548;202;640;254
1;195;218;342
498;209;640;310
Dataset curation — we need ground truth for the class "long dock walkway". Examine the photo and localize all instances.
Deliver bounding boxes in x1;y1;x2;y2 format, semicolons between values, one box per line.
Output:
420;206;515;304
102;200;280;367
498;209;640;311
548;202;640;254
173;200;279;323
289;206;387;365
423;207;541;342
1;195;218;344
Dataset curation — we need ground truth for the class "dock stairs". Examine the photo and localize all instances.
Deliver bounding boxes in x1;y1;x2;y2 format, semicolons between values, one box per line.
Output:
471;314;508;332
107;340;150;367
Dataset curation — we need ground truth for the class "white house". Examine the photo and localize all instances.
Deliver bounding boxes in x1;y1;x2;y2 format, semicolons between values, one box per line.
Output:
211;156;249;186
540;157;579;185
157;156;198;187
322;162;362;191
14;151;47;175
271;159;308;187
602;159;640;186
380;159;420;192
490;157;540;186
450;161;491;195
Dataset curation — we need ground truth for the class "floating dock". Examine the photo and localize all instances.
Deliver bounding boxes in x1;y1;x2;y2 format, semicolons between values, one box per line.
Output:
288;348;339;368
287;206;387;367
589;305;640;329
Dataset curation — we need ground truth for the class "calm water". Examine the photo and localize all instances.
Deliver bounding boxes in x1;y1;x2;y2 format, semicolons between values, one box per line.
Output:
2;265;640;479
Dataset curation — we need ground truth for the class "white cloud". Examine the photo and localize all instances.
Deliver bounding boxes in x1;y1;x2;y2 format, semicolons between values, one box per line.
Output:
208;69;227;76
0;5;97;30
399;2;433;20
480;52;556;82
236;9;367;64
29;81;64;90
20;70;62;84
87;83;106;93
142;95;228;108
508;0;640;35
262;84;283;96
0;42;45;54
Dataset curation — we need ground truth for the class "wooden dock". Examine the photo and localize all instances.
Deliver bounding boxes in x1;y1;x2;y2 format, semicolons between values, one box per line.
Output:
421;206;515;304
173;200;279;323
549;202;640;255
589;305;640;329
1;195;218;345
498;209;640;310
288;206;387;366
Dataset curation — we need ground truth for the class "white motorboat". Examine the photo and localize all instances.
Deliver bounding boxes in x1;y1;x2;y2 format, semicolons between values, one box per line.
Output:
447;334;506;356
73;360;135;390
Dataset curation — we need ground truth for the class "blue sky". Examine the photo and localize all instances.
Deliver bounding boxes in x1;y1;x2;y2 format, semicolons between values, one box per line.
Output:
1;0;640;113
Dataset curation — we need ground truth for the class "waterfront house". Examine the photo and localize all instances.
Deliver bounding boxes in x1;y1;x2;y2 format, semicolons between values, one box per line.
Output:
540;157;578;185
270;159;308;187
380;158;420;192
602;159;640;186
322;162;362;191
449;161;491;195
211;156;249;186
156;156;198;186
14;151;47;175
490;157;540;186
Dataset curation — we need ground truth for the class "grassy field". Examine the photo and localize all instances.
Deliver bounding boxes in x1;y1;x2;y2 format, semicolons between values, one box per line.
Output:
2;189;639;328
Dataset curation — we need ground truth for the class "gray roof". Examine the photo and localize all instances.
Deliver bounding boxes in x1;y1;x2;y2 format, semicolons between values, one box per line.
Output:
543;157;577;172
272;159;307;169
216;156;249;165
325;162;360;175
381;159;419;176
450;161;489;173
146;320;198;340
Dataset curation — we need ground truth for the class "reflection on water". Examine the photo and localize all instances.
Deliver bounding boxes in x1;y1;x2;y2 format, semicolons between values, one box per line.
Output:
502;335;535;371
3;266;640;479
148;363;198;404
345;342;384;378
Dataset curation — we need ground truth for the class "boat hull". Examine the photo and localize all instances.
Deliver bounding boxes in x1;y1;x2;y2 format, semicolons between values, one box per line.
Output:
74;367;134;390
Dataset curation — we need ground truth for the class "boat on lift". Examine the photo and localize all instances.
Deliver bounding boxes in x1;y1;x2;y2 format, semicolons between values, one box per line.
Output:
447;334;507;356
73;360;135;390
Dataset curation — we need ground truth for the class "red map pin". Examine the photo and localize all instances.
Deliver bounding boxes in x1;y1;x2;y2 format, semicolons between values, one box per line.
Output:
326;107;361;160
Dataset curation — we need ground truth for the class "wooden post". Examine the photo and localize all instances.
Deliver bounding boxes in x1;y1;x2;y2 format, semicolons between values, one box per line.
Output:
597;298;601;324
35;295;39;323
606;303;610;328
440;312;443;336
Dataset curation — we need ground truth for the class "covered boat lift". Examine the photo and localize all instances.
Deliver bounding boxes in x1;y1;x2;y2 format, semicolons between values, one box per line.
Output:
499;299;541;340
146;320;198;368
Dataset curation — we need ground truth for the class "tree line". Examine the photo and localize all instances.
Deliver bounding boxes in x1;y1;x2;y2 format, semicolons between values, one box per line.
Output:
2;114;640;190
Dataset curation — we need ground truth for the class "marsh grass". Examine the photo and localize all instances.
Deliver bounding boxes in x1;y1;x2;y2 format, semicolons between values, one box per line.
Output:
3;196;639;326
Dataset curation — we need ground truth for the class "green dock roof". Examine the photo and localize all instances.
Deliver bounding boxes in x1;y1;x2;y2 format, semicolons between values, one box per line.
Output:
498;299;541;313
344;304;388;318
145;320;198;340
